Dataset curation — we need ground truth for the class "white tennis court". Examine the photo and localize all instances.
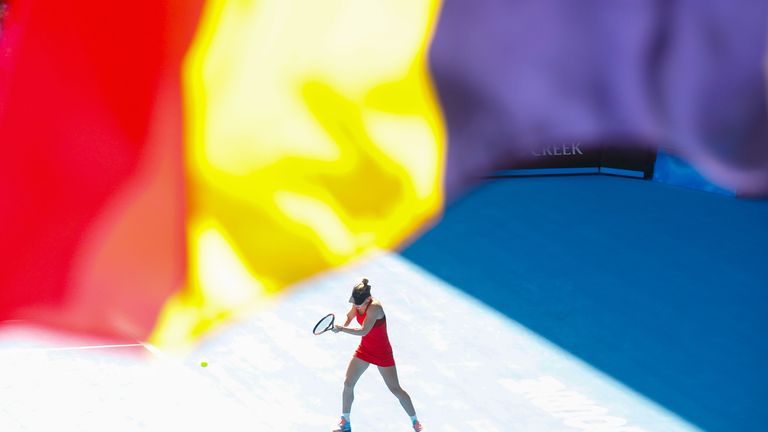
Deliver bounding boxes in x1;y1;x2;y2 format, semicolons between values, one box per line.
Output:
0;253;699;431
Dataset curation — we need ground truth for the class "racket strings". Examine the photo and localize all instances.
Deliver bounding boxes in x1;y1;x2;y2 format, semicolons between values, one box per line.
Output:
313;314;334;334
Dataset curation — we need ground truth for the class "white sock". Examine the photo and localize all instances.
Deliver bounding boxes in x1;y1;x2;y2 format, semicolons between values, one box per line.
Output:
342;413;351;422
410;415;418;423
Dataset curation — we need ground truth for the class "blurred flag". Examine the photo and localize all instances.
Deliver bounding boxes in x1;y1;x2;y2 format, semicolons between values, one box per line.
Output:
0;0;444;349
1;0;765;349
0;0;205;344
152;0;445;348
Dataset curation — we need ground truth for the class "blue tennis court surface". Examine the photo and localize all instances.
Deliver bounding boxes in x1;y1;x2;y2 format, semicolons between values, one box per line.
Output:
403;175;768;432
1;175;765;431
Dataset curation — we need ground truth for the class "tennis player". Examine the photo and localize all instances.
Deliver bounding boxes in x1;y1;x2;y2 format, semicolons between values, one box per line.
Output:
331;278;423;432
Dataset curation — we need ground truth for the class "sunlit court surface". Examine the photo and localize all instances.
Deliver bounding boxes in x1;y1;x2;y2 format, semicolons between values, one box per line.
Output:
0;254;694;432
2;175;767;432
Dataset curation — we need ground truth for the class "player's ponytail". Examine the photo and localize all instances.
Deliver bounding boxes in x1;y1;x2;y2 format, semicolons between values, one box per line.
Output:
351;278;372;304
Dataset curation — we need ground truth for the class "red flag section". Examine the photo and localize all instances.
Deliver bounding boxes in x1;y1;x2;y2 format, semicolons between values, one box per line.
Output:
0;0;203;342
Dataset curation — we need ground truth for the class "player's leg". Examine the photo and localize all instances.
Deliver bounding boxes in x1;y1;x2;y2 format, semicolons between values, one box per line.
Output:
343;356;370;412
335;356;370;431
378;365;422;430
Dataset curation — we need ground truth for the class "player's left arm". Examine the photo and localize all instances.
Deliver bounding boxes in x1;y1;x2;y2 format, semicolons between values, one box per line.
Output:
343;305;356;326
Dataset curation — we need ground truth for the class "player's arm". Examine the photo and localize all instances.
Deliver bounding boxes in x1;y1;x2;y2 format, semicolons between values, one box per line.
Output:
337;305;382;336
343;305;355;327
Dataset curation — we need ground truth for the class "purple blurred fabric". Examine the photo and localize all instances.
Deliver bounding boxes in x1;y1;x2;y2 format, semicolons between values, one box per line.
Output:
430;0;768;198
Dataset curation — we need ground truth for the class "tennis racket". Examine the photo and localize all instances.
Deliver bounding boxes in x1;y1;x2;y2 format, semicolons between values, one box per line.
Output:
312;313;335;335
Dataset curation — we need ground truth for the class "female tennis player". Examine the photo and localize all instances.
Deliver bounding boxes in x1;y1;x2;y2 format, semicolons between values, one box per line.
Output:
330;278;423;432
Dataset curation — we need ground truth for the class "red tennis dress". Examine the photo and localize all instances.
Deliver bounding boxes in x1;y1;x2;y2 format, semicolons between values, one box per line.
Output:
353;308;395;367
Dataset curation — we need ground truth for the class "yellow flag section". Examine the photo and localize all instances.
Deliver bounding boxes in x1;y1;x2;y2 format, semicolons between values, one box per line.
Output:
150;0;446;349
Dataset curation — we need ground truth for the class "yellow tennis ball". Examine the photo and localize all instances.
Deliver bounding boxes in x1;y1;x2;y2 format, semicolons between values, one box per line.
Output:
200;361;208;367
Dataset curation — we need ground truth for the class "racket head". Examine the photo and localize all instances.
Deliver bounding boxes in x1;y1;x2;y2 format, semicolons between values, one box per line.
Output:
313;313;335;335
